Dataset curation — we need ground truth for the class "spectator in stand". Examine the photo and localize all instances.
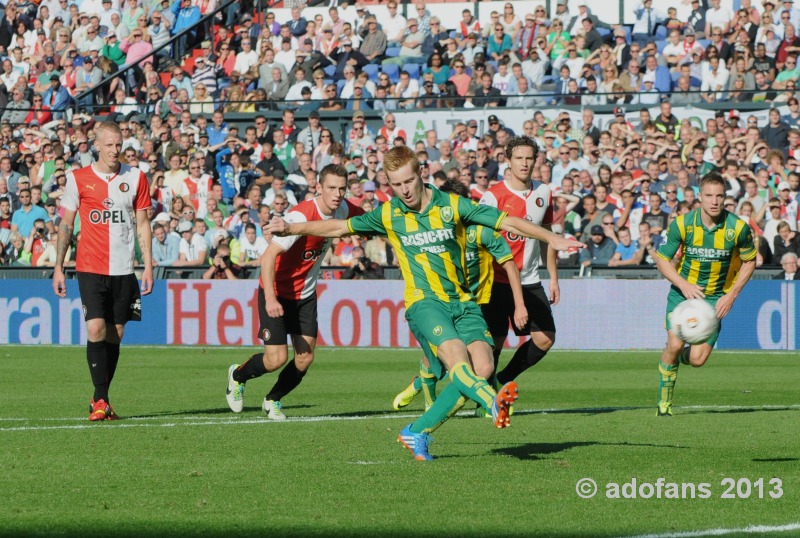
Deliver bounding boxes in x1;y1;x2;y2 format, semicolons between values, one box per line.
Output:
580;224;616;267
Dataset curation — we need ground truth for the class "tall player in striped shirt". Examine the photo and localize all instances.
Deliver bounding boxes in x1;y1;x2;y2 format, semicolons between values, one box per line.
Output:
479;136;560;392
265;147;584;461
225;164;363;419
52;122;154;421
655;172;757;416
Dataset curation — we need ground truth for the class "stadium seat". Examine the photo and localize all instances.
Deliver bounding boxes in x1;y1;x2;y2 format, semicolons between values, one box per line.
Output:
698;39;711;48
363;63;379;82
449;30;456;39
385;47;401;58
597;28;610;37
655;40;667;54
623;26;632;43
402;64;420;80
690;76;701;87
323;78;333;87
160;72;171;87
336;79;346;94
381;63;400;83
655;26;667;40
487;60;498;71
323;65;336;78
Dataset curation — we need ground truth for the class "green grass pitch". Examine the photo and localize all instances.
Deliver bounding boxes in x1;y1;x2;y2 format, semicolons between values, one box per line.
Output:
0;346;797;538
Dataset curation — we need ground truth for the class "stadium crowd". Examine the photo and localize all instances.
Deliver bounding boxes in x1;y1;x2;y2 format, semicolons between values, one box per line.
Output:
0;0;799;278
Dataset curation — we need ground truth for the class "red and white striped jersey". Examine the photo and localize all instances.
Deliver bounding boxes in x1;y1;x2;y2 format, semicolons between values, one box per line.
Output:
61;163;151;276
266;198;363;300
480;180;554;285
180;174;214;218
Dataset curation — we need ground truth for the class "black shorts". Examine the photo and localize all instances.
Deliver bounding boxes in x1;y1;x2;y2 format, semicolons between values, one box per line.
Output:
258;287;318;345
481;282;556;338
77;272;142;324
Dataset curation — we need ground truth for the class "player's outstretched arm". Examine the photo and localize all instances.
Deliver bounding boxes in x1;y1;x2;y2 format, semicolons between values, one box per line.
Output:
265;216;351;238
501;216;585;251
53;209;76;298
715;258;756;319
655;254;705;300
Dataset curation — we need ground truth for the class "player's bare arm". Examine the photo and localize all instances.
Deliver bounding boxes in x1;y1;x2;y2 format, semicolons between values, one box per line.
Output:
541;223;560;305
655;254;705;300
260;241;286;318
53;209;76;297
715;258;756;319
501;259;528;330
266;216;351;238
135;209;154;295
500;216;585;252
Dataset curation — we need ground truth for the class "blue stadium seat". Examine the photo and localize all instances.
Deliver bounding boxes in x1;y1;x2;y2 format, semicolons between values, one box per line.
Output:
323;65;336;78
487;60;498;71
690;76;701;87
698;38;711;48
337;79;346;94
655;26;667;39
449;30;456;39
402;64;420;80
381;63;400;83
623;26;632;43
385;47;401;58
597;27;610;37
363;63;379;82
323;78;333;87
655;40;667;53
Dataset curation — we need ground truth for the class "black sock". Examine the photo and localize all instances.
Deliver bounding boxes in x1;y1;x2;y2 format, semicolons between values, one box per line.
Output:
497;340;548;385
232;353;267;383
106;342;120;386
87;340;109;402
266;360;307;402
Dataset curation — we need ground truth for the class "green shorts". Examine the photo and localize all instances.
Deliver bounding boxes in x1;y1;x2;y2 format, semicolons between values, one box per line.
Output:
665;287;721;347
406;299;493;378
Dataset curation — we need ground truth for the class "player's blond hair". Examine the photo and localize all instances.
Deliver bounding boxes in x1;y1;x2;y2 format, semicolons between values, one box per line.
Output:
94;121;123;140
383;146;420;176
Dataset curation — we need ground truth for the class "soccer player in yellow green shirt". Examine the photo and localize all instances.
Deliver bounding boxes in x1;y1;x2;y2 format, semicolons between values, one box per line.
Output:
265;146;583;460
654;172;757;416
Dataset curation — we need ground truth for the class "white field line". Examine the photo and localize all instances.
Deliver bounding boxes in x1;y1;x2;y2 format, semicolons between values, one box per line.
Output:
621;522;800;538
2;345;799;355
0;404;797;433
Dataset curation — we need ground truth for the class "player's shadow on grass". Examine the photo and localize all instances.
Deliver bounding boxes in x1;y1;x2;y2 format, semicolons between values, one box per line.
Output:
687;406;799;415
493;441;688;460
128;404;319;418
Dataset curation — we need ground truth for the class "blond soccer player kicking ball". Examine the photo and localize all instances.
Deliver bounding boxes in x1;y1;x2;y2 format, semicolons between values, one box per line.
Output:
654;172;757;416
265;146;584;460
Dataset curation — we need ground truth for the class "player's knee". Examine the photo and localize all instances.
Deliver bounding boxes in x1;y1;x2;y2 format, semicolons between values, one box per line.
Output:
294;352;314;372
263;348;289;371
473;361;494;379
532;331;555;352
689;347;711;367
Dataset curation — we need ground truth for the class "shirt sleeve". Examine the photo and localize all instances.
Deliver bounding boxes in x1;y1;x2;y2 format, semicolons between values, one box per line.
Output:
480;225;513;265
347;203;387;236
737;222;757;261
656;217;683;261
59;170;80;212
270;210;308;252
135;170;151;211
459;195;507;229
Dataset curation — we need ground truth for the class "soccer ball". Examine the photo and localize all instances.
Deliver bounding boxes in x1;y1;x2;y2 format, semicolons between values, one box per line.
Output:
671;299;719;345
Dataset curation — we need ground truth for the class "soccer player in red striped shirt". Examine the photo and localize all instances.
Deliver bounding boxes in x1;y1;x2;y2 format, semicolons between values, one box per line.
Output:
53;122;154;421
225;164;363;419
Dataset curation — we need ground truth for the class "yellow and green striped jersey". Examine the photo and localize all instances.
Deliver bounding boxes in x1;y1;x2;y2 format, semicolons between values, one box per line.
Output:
465;224;514;305
656;209;756;298
347;185;507;308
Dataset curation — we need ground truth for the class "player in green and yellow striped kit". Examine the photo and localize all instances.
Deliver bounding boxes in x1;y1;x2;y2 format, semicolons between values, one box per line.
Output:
391;178;528;414
264;146;583;460
654;172;757;416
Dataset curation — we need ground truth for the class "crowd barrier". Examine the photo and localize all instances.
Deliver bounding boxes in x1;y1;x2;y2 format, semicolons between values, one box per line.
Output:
1;280;796;350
